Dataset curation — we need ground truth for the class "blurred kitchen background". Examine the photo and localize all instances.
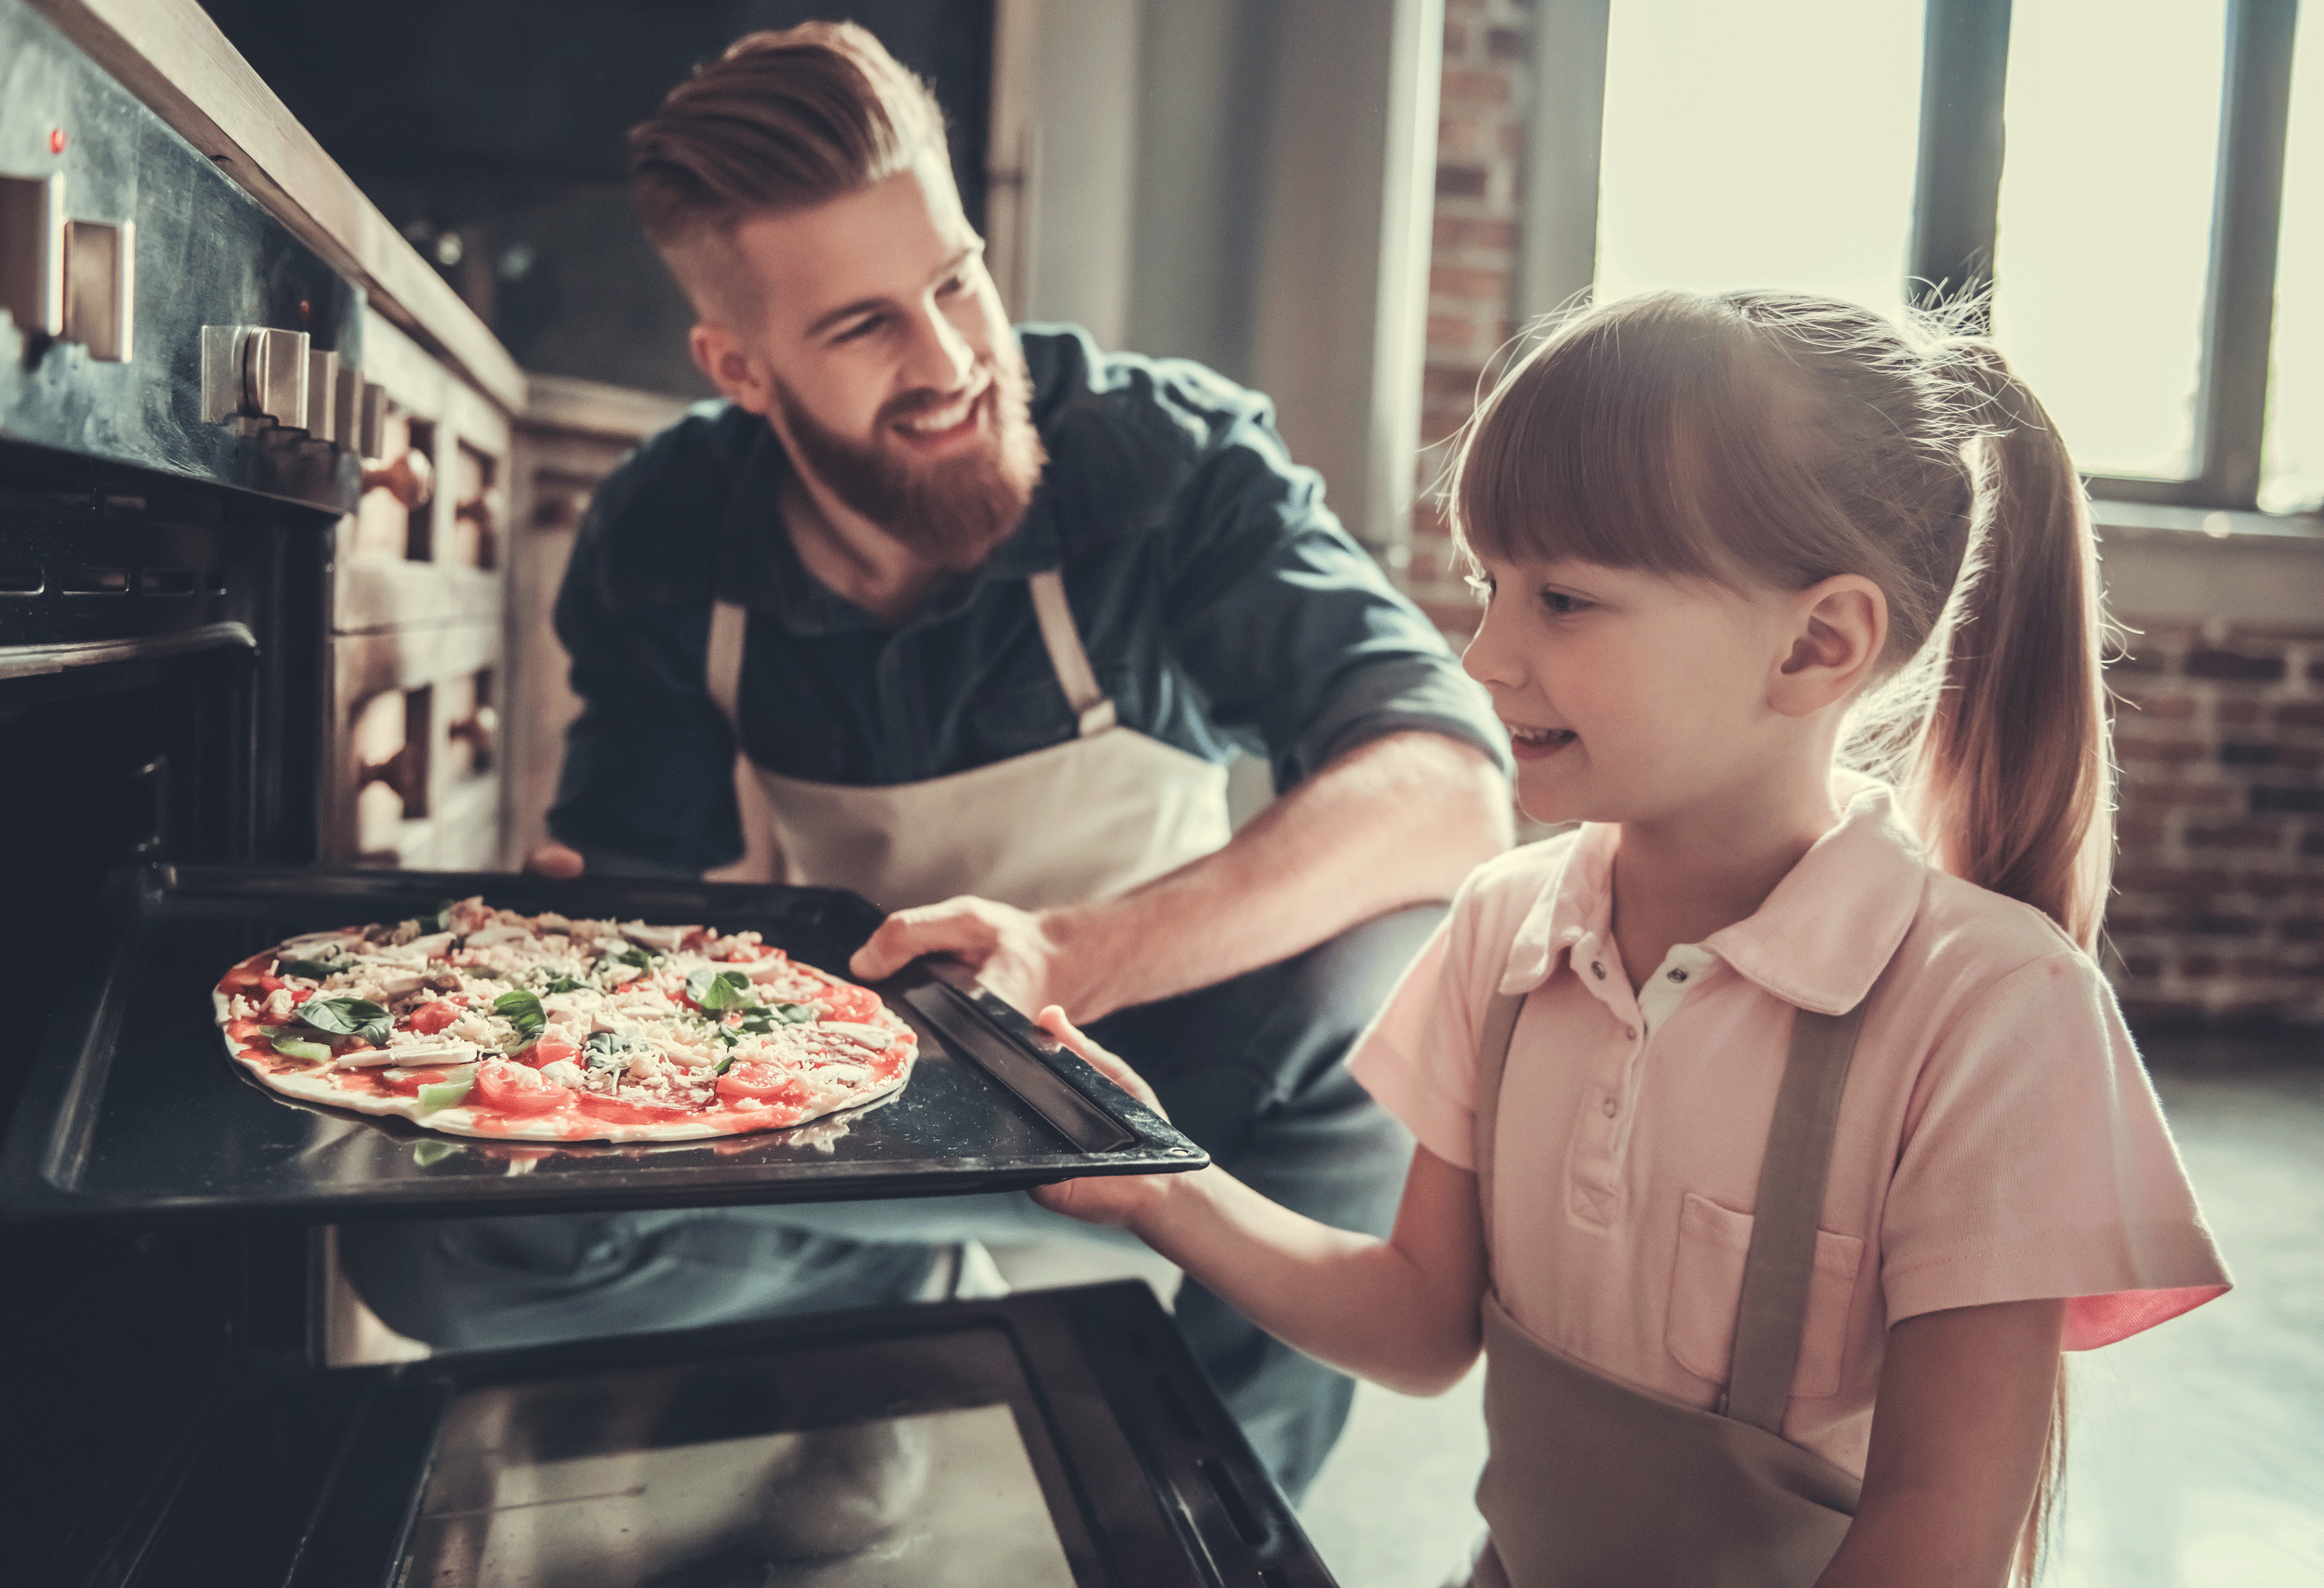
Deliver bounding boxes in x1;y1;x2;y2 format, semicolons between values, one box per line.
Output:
183;1;2324;1581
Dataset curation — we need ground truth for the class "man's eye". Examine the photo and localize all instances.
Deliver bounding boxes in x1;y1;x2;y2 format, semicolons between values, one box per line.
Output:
833;315;884;343
936;274;967;297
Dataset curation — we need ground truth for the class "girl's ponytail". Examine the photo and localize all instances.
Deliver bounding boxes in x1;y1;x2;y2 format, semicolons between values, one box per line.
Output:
1909;347;2115;953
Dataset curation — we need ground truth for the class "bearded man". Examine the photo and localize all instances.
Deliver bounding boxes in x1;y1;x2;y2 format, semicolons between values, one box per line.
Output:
342;21;1510;1500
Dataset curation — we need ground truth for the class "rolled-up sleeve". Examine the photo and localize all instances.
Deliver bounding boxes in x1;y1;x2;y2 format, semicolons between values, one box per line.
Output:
545;501;745;874
1155;404;1510;792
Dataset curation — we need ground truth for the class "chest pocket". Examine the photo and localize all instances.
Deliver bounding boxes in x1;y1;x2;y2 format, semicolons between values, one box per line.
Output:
1666;1191;1862;1401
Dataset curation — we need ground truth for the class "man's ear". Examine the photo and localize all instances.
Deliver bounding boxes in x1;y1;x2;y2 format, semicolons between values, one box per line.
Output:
690;322;775;417
1768;576;1887;718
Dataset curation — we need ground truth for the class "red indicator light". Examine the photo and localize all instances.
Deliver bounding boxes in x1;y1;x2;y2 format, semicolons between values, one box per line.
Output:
49;128;66;154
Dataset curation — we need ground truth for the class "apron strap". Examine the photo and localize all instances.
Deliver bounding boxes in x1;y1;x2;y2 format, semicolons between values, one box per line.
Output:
1472;975;1878;1437
1721;997;1873;1433
706;599;747;729
1028;570;1118;737
1473;991;1527;1260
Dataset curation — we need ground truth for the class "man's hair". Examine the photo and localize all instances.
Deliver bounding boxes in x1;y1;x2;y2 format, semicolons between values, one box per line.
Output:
627;20;950;250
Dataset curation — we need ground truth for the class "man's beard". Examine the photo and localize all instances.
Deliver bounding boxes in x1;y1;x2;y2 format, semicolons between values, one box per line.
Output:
775;350;1048;573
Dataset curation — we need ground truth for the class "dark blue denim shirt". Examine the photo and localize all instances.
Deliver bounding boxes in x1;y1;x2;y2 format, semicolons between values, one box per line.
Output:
548;324;1507;872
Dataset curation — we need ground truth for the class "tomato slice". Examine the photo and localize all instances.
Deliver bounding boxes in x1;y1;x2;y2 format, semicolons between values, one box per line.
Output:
812;984;879;1022
530;1036;581;1069
716;1059;811;1109
471;1057;574;1115
406;1000;461;1035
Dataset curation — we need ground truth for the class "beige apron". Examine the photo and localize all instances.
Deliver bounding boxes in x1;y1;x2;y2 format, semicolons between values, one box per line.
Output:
1467;987;1875;1588
704;569;1232;910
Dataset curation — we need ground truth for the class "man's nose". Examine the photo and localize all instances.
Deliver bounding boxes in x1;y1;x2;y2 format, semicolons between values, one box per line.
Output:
898;298;977;394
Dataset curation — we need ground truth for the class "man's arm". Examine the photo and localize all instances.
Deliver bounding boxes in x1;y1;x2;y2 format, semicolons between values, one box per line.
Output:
852;728;1509;1019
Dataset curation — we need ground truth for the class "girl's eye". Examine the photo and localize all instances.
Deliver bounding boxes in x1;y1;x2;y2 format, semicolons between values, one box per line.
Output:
1538;589;1591;616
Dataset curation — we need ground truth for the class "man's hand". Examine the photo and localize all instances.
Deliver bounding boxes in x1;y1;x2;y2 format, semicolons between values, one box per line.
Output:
526;840;587;879
848;895;1078;1015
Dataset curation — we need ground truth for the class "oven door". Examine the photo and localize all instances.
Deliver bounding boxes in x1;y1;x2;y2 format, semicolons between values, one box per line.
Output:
148;1282;1338;1588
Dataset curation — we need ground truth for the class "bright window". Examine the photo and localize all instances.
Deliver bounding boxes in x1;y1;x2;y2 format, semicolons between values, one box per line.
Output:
2259;8;2323;515
1988;0;2229;481
1593;0;1923;314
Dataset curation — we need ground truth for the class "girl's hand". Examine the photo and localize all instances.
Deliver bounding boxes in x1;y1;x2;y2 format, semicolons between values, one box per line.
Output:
1028;1006;1180;1229
1035;1005;1167;1118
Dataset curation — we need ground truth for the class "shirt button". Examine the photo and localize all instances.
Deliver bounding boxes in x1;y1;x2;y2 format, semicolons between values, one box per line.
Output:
1667;967;1688;983
1591;961;1607;980
1601;1098;1618;1118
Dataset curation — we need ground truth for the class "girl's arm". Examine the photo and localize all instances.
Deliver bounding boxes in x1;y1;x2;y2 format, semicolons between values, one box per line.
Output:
1032;1010;1489;1396
1815;1296;2066;1588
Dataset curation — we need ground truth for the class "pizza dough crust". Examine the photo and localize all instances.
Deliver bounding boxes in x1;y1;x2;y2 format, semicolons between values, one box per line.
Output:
213;900;917;1144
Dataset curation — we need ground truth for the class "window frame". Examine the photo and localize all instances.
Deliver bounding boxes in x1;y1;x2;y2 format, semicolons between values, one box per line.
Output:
1520;0;2308;517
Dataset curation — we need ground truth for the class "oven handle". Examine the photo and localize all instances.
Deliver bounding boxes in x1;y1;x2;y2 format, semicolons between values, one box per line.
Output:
0;619;257;681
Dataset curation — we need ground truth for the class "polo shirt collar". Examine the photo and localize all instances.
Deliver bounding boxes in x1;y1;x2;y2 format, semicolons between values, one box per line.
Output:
1498;774;1928;1015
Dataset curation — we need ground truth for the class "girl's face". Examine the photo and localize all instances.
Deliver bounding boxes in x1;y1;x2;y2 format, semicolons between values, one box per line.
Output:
1461;552;1804;829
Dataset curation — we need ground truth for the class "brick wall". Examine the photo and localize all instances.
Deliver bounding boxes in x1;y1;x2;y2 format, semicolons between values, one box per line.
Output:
1409;0;1534;635
2106;620;2324;1027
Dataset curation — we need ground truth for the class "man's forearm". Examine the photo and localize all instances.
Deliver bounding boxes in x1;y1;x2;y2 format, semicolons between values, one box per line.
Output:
1046;732;1510;1018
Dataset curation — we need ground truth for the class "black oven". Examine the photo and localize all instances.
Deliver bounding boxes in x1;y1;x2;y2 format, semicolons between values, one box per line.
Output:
2;6;1337;1583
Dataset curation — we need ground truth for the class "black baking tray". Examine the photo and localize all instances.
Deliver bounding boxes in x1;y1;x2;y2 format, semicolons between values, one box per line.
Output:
0;866;1206;1224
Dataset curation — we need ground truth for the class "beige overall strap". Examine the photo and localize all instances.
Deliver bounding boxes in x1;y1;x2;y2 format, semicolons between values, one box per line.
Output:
706;600;748;727
1720;999;1873;1433
1473;992;1527;1262
1027;570;1118;737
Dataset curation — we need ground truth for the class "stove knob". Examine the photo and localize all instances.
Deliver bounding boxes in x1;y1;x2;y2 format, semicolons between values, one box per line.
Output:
357;379;387;460
331;363;362;452
243;326;310;429
0;172;67;338
63;218;133;361
305;349;339;443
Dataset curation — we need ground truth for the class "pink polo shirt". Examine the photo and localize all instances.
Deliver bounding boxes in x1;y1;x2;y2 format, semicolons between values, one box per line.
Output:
1349;777;2229;1476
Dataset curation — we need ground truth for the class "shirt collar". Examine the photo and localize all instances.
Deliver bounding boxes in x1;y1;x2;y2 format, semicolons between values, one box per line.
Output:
1499;774;1928;1014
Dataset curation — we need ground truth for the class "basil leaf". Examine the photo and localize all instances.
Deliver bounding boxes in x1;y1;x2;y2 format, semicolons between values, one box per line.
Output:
297;996;391;1042
712;1052;738;1076
684;967;754;1012
412;1139;456;1168
274;958;342;982
771;1002;817;1026
542;974;583;995
612;946;657;971
435;899;461;933
493;988;546;1041
583;1032;640;1069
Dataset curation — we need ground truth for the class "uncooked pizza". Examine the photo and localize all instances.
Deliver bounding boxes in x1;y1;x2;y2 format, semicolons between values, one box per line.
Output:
212;897;917;1142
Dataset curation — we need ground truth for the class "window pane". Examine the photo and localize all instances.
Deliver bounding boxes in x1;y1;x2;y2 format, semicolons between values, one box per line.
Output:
1990;0;2227;481
2260;8;2323;515
1593;0;1922;313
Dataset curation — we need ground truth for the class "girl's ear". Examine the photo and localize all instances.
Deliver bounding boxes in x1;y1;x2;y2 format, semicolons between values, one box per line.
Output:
1769;575;1887;718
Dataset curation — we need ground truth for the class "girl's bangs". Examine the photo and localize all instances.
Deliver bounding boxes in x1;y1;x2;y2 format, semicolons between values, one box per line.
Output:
1451;298;1736;582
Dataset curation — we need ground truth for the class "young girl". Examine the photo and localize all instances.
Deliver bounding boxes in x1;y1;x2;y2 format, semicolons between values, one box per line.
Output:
1031;290;2230;1587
